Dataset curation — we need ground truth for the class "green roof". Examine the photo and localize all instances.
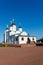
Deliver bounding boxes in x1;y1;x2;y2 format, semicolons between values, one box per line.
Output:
18;35;36;37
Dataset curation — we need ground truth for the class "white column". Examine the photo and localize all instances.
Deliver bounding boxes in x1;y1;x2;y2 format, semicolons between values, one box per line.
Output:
5;31;6;43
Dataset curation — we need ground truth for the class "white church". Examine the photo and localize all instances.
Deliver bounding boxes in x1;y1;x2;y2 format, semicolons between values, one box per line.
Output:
4;19;36;44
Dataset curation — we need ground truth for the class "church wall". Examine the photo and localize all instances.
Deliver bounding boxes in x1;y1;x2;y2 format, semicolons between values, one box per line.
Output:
9;35;16;44
10;25;16;32
10;27;13;31
13;25;16;32
29;37;36;42
18;36;27;44
19;28;22;32
9;31;16;36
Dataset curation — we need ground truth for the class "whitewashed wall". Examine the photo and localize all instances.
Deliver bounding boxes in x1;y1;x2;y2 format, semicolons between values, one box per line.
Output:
18;36;36;44
10;27;13;31
9;31;16;36
13;25;16;32
29;37;36;42
10;25;16;32
18;36;27;44
18;28;22;32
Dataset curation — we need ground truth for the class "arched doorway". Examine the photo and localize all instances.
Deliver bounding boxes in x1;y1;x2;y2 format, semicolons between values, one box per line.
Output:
27;38;31;44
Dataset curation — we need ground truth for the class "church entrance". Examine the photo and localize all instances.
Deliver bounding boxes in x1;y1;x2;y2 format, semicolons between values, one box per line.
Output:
27;38;31;44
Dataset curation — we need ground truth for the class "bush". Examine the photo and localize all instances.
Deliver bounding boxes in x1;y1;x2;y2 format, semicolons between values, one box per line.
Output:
0;43;21;48
0;43;3;47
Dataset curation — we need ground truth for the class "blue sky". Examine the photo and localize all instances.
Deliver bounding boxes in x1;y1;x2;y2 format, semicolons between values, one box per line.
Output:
0;0;43;42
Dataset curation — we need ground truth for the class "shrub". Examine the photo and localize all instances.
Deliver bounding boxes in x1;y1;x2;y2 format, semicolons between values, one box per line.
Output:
0;43;21;47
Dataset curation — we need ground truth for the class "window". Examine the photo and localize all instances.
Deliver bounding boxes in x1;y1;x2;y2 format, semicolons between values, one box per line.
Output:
21;37;24;41
32;38;34;40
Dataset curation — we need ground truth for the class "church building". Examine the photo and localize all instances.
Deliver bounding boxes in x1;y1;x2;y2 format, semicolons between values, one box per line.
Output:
4;19;36;44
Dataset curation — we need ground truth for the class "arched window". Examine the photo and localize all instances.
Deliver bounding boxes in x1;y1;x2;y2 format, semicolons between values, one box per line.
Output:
32;38;34;40
21;37;24;41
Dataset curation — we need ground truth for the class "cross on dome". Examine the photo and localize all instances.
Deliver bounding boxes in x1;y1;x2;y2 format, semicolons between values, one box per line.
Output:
10;18;16;27
18;23;22;28
6;25;9;30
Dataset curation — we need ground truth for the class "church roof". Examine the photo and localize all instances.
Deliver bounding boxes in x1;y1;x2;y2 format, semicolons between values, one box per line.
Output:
18;35;35;37
6;25;9;30
10;23;16;27
18;25;22;28
21;32;28;36
6;27;9;30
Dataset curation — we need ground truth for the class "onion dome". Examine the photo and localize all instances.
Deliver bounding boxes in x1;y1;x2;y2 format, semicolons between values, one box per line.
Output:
18;25;22;28
6;25;9;30
10;18;16;27
18;25;22;32
10;23;16;27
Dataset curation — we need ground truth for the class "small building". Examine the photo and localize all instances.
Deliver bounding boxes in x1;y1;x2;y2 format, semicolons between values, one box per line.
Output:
4;19;36;44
